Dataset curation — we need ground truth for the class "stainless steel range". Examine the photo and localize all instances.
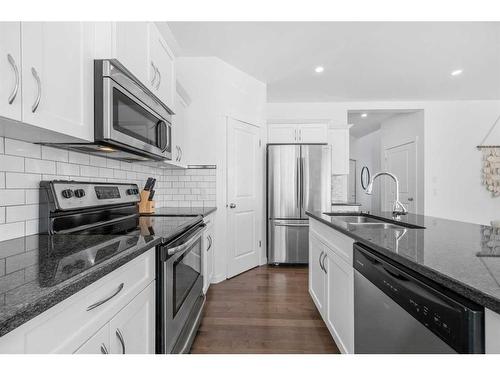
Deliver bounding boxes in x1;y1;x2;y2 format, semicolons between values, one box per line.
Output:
39;180;205;354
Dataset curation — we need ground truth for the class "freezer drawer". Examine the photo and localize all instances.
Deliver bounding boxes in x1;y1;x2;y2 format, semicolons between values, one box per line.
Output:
268;219;309;264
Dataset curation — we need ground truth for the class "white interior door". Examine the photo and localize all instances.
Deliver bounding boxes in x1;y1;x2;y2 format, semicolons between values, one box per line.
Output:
227;118;260;278
383;141;417;213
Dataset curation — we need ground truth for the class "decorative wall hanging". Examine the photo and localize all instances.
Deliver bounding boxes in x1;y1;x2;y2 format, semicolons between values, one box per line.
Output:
477;114;500;197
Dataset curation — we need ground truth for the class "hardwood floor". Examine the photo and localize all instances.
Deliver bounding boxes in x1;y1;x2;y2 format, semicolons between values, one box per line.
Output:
190;265;339;354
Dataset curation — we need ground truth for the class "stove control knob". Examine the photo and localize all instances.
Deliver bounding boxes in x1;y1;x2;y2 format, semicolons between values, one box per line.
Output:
127;188;138;195
74;189;86;198
61;189;74;199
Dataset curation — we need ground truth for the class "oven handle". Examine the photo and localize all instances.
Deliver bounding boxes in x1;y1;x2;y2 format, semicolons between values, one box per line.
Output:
167;226;205;256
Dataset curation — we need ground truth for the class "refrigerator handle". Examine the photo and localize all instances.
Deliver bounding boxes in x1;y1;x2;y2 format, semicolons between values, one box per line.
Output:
296;157;300;208
300;156;304;210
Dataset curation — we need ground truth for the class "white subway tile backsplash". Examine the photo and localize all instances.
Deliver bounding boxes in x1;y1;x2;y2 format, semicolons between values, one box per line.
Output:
6;173;41;189
0;190;25;206
4;139;41;158
6;204;39;223
80;165;99;177
0;222;25;242
25;158;56;174
56;162;80;176
68;151;90;165
0;155;25;172
41;146;68;162
0;138;216;240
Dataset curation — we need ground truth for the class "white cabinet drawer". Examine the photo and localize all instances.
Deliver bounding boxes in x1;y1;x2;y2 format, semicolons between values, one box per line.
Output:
0;248;155;353
310;219;354;264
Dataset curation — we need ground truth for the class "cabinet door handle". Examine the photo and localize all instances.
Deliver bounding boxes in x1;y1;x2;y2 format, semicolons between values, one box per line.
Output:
100;344;109;354
86;283;124;311
321;252;327;274
294;129;297;142
7;54;19;105
31;67;41;113
150;61;158;87
207;235;212;251
179;147;182;162
299;129;302;142
319;251;324;272
175;145;179;161
156;67;161;90
116;329;126;354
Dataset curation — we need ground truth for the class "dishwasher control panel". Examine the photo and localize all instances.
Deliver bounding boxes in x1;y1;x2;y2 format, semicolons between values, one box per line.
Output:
354;244;484;354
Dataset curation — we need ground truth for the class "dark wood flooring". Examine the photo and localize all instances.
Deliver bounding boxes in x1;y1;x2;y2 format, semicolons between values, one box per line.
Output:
190;265;339;354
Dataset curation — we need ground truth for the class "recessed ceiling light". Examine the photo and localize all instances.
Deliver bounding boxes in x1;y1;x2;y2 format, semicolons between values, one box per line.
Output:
361;113;368;118
451;69;463;76
315;66;324;73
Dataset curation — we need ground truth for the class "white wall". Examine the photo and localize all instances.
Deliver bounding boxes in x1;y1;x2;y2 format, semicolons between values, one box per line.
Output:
380;111;425;215
177;57;267;283
350;130;382;212
268;100;500;225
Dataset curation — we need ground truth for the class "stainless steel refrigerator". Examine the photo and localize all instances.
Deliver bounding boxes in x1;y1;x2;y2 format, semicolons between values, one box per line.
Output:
267;144;331;264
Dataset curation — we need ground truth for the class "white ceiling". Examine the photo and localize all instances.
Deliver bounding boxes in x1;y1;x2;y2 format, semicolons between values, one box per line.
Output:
167;22;500;102
348;110;419;138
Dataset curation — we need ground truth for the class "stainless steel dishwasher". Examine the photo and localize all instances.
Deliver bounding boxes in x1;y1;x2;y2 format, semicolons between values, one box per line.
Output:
353;243;484;354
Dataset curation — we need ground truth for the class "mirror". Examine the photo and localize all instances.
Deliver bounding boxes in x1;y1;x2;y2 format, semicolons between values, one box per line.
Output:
361;166;370;191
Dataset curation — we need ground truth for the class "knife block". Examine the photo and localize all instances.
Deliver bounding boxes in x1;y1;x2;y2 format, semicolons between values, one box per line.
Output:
138;190;155;214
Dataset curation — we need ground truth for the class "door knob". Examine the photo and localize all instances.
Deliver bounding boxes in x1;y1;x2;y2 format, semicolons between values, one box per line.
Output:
229;203;236;208
408;197;414;202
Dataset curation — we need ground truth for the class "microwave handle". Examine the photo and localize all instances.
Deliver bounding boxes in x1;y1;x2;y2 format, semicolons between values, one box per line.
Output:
156;121;169;152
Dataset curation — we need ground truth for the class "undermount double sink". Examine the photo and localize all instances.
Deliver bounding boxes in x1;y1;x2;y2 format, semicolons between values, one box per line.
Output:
323;213;425;230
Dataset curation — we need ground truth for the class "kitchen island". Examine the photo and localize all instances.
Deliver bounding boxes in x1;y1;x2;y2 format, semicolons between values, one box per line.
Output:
306;210;500;354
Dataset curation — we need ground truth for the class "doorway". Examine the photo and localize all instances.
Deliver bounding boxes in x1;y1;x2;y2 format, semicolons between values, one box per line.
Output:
226;117;261;278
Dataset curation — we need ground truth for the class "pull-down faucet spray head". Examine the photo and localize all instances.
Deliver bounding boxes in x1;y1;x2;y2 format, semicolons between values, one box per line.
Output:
365;171;408;216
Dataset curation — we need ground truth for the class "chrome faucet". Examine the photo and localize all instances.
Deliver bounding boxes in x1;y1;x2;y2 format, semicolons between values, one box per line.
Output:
365;171;408;216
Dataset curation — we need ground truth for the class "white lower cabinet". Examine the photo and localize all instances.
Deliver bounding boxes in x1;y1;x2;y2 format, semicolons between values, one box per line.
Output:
108;282;155;354
309;220;355;354
325;250;354;354
309;232;326;314
0;249;155;354
486;308;500;354
203;214;216;294
74;324;110;354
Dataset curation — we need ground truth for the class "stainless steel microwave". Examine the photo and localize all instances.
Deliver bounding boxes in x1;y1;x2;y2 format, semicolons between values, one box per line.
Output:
94;59;172;161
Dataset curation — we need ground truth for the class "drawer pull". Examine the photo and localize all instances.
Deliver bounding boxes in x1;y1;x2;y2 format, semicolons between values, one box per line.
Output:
116;329;126;354
31;67;41;113
7;54;19;104
100;344;109;354
86;283;124;311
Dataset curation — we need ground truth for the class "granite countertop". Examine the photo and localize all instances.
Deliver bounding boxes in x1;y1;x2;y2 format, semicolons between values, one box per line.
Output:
141;206;217;217
306;210;500;314
0;208;216;337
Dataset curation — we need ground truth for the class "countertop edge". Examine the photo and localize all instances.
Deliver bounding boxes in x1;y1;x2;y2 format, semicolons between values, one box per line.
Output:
0;238;162;338
306;211;500;315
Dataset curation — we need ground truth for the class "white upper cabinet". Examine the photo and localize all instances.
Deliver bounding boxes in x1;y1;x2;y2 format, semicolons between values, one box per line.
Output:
172;90;187;165
329;128;350;175
268;124;298;143
113;22;150;86
268;123;328;144
149;24;175;111
21;22;95;141
0;22;21;121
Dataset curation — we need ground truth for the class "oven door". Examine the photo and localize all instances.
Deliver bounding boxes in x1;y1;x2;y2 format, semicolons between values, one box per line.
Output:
160;224;205;353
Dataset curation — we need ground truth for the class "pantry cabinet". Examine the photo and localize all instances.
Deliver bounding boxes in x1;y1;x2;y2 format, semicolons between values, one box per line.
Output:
0;22;22;121
268;123;328;144
309;219;355;354
203;213;216;294
21;22;95;141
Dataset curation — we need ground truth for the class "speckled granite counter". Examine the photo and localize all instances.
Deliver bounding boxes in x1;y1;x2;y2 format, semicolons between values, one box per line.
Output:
141;206;217;217
0;214;206;338
306;210;500;314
